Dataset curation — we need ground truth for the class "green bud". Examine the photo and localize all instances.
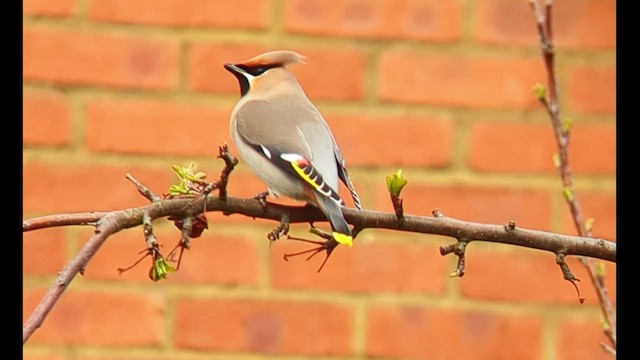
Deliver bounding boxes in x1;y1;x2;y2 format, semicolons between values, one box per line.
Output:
533;83;548;101
169;162;208;195
585;218;595;233
596;262;606;278
169;183;189;196
563;187;575;202
150;258;176;282
561;118;573;133
386;169;408;198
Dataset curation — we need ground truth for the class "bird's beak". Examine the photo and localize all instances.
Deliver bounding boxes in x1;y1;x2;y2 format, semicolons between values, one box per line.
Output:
224;63;242;75
224;63;251;96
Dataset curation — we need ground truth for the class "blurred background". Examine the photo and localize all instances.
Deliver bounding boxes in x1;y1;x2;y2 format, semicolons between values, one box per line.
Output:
23;1;616;359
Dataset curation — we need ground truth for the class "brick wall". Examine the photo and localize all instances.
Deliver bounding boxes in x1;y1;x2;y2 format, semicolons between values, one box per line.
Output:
23;1;616;359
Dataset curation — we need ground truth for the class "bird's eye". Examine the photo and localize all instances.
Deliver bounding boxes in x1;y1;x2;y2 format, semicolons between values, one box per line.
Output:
250;66;269;76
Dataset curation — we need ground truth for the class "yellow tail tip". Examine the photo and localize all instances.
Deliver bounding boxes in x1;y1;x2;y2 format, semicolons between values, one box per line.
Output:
332;232;353;247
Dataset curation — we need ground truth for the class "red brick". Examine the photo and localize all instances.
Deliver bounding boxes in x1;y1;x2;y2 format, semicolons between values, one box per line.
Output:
469;121;555;172
189;43;268;94
271;236;447;294
23;288;165;345
90;0;269;28
86;99;232;156
23;353;65;360
189;43;368;100
284;0;462;41
460;249;617;304
23;162;175;213
75;355;202;360
23;159;268;216
367;306;542;360
475;0;616;49
23;28;180;89
562;192;616;241
84;228;261;285
557;317;615;360
23;228;68;275
23;91;72;147
23;0;77;16
571;123;616;174
375;183;554;231
172;234;261;284
568;65;616;114
294;47;368;101
379;51;545;108
469;121;616;174
175;298;353;355
327;113;454;167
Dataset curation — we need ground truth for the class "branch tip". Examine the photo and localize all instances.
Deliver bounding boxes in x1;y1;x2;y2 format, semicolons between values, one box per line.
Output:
439;244;455;256
441;240;468;278
127;173;161;202
216;143;239;200
556;253;584;303
386;170;407;223
432;209;444;218
117;247;155;275
600;342;616;356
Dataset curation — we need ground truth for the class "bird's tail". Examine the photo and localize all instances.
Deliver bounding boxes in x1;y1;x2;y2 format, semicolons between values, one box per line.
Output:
312;192;353;247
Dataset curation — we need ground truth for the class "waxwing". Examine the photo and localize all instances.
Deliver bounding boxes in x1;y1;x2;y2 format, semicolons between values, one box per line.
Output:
224;50;362;246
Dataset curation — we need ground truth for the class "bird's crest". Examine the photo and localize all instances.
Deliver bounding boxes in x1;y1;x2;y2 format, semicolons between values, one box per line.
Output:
239;50;307;67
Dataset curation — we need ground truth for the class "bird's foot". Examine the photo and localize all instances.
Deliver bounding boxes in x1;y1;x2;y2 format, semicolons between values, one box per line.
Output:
253;191;270;210
267;213;290;247
283;226;338;273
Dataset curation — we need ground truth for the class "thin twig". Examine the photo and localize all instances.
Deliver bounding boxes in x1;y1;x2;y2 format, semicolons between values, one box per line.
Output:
440;239;469;277
216;143;238;200
126;173;161;202
529;0;616;352
22;212;106;231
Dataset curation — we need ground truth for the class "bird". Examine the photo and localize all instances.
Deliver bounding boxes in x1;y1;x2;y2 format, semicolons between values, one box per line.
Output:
224;50;362;247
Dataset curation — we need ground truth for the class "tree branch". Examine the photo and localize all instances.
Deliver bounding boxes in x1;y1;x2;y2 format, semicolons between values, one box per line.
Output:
23;213;119;343
22;212;107;231
529;0;616;352
23;173;616;345
23;195;617;259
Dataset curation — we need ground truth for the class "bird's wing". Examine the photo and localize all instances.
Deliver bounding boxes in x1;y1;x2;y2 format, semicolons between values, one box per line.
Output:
235;100;312;156
235;99;345;206
332;144;362;210
302;107;363;210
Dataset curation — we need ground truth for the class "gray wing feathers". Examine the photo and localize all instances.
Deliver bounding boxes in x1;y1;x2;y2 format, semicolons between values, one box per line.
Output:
235;100;313;157
236;99;362;210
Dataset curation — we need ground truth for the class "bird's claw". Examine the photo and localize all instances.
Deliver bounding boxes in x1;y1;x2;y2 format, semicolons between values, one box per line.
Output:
283;235;339;272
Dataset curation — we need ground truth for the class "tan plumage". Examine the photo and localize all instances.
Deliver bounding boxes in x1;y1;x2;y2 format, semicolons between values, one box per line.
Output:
224;50;361;246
